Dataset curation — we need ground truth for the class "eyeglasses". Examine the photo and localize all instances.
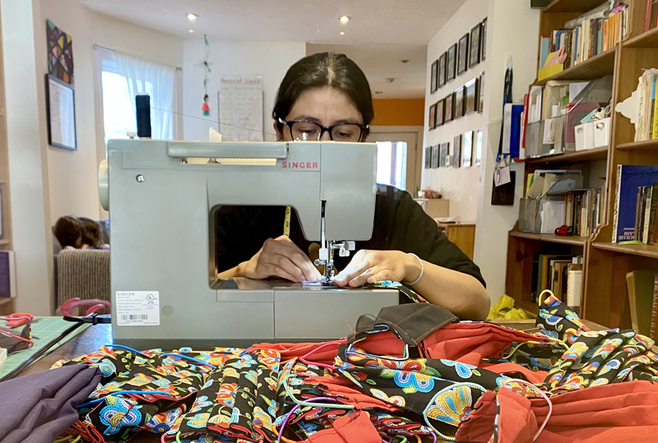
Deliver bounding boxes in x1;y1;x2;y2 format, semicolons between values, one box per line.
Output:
278;118;368;142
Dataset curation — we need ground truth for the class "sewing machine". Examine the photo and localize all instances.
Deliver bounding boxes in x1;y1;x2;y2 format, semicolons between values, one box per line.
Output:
99;140;400;348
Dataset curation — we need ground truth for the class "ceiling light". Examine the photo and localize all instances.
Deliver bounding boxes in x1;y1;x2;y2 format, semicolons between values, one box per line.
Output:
400;59;410;63
385;78;395;83
375;91;383;94
187;13;199;21
189;29;194;33
339;15;350;24
340;31;345;35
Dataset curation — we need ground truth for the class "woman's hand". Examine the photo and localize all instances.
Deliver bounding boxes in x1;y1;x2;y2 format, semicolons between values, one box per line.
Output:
240;235;322;282
332;250;421;287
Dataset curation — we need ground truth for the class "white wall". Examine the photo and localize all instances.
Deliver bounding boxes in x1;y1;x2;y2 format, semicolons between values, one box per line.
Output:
182;40;305;141
422;0;487;222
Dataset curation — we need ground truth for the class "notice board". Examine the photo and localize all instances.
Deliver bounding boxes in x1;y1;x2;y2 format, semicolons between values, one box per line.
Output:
218;76;263;141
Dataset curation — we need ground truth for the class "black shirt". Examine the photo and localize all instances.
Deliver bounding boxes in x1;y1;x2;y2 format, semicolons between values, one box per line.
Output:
214;184;485;288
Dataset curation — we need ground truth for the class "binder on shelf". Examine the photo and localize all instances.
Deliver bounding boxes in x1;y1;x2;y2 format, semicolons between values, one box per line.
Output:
0;250;15;299
612;165;658;243
503;103;523;158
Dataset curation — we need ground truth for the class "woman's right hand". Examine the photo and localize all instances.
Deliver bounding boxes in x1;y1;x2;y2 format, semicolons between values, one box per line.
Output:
241;235;322;282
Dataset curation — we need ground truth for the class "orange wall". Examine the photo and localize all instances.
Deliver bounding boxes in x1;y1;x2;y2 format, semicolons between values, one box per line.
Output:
371;98;425;126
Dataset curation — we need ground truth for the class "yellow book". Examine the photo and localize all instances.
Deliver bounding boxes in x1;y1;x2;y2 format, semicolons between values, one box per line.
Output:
652;74;658;140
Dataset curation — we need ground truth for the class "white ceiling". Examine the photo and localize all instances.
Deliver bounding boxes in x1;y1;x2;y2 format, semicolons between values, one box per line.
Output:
79;0;467;98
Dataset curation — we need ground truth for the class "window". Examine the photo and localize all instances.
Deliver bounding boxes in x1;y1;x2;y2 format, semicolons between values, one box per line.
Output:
376;141;407;190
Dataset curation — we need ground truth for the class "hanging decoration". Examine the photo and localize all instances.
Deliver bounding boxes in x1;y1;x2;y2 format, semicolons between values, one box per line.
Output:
195;34;213;116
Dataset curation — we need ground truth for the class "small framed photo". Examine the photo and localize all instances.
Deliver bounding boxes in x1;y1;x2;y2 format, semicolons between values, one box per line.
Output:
470;23;482;68
444;93;454;122
45;74;77;150
462;130;473;167
453;134;462;168
430;60;438;93
475;129;483;165
429;103;437;130
481;18;488;62
435;99;445;127
431;144;439;169
464;78;478;114
440;143;449;167
457;33;469;75
446;44;457;82
425;146;432;169
479;72;485;112
454;86;465;119
438;52;447;88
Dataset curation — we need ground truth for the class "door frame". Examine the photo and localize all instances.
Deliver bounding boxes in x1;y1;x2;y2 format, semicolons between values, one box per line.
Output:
368;125;424;195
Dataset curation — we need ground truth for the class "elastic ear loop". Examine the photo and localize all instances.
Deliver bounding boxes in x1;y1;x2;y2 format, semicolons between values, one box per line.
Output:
501;378;553;442
299;340;343;370
159;432;182;443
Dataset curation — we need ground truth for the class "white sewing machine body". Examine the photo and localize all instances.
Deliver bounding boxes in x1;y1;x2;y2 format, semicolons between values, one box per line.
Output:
100;140;399;348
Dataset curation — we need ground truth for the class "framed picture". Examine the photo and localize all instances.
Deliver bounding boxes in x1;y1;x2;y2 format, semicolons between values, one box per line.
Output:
457;33;469;75
429;103;437;130
446;44;457;82
453;134;462;168
45;74;77;150
435;99;445;127
464;78;478;114
440;143;449;167
430;60;438;93
475;129;483;165
438;52;447;88
444;93;454;122
462;130;473;167
431;144;439;169
481;18;487;62
454;86;465;119
479;72;485;112
424;146;432;169
470;23;481;68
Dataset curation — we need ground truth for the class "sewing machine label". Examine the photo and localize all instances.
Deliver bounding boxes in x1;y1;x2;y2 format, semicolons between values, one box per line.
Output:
116;291;160;326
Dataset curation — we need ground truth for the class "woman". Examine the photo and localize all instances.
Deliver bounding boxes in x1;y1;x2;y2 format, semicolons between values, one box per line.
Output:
217;52;490;320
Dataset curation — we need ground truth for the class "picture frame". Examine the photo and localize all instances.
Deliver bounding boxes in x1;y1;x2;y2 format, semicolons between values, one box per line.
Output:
430;59;438;93
469;23;481;68
424;146;432;169
45;74;77;150
475;129;483;165
444;93;454;122
431;144;439;169
453;134;462;168
435;99;445;127
438;52;447;88
454;86;465;119
481;18;488;62
464;78;478;114
479;72;485;112
457;33;469;75
462;130;473;167
440;143;449;167
429;103;437;130
446;44;457;82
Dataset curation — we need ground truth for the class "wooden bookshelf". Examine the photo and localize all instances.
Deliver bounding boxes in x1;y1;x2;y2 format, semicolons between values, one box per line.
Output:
616;139;658;150
592;242;658;259
521;146;608;163
543;0;610;13
624;26;658;48
510;231;588;246
534;47;617;86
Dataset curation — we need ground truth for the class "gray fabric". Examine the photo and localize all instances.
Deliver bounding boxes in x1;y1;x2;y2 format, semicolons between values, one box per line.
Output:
57;249;110;312
0;364;101;443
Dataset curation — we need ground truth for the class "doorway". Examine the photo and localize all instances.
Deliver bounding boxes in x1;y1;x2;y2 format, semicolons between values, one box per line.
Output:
367;129;421;195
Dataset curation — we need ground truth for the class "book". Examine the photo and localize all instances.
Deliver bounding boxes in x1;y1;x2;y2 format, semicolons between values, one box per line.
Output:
650;275;658;341
550;259;572;300
626;270;657;336
643;186;653;242
0;251;15;298
612;165;658;243
566;263;583;307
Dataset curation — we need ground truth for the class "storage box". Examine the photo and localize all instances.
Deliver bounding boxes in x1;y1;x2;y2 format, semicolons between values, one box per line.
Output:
592;117;611;148
574;122;594;151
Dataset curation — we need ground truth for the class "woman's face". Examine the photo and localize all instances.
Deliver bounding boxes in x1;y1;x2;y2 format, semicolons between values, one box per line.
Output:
275;86;364;141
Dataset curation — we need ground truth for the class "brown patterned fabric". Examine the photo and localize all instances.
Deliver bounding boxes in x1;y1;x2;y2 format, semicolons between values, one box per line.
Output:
57;249;110;311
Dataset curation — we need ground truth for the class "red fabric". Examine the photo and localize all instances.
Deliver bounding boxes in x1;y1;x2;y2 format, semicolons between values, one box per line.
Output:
305;411;381;443
458;381;658;443
480;362;548;384
249;340;345;364
422;323;546;366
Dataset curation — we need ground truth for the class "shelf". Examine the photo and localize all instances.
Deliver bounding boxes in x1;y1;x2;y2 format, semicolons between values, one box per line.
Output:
520;146;608;163
517;300;540;316
543;0;609;13
624;26;658;48
534;47;616;86
592;242;658;259
510;231;588;246
0;239;9;246
616;139;658;150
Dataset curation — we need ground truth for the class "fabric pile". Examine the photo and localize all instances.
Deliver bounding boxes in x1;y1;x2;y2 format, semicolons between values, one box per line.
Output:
35;294;658;443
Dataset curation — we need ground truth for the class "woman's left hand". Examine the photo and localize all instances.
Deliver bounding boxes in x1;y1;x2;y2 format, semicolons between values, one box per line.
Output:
332;250;421;288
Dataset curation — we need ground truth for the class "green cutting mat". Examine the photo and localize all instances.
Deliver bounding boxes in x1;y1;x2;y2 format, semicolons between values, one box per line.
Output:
0;317;90;377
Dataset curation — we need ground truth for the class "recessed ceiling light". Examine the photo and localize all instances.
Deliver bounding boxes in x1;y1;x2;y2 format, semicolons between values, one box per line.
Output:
187;13;199;21
400;59;410;63
189;29;194;33
385;78;395;83
339;15;350;24
340;31;345;35
375;91;384;94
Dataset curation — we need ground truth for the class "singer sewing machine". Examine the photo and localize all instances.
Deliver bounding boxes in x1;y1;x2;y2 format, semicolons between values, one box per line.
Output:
99;140;400;348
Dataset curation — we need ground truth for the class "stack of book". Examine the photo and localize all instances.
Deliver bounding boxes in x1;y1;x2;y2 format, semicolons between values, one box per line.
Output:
613;165;658;243
561;188;606;237
531;254;583;307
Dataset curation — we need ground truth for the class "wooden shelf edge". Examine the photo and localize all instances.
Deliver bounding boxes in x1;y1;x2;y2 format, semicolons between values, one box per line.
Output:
592;242;658;259
510;230;588;246
517;146;608;163
623;26;658;48
0;239;9;245
616;139;658;150
0;297;12;305
517;300;540;316
543;0;610;13
534;47;616;86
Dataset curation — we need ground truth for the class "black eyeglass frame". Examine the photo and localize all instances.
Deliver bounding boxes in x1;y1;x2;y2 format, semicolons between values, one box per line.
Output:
277;118;369;142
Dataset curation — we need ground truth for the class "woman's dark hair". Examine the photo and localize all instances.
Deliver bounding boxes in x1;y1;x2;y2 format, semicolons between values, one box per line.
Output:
273;52;374;136
79;217;102;249
54;215;83;248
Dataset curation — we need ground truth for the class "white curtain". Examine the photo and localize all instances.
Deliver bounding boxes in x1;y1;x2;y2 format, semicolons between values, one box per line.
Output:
115;52;175;140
